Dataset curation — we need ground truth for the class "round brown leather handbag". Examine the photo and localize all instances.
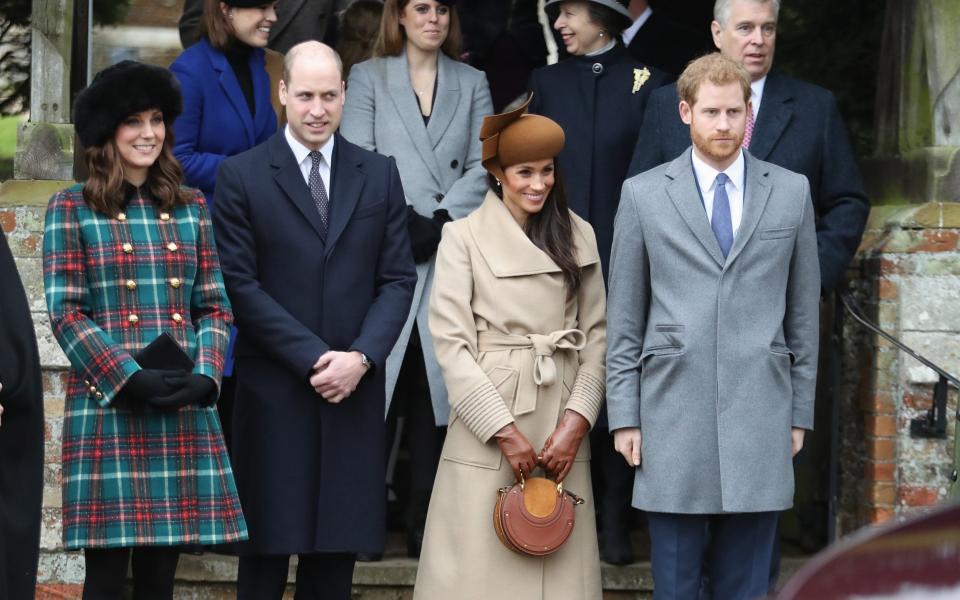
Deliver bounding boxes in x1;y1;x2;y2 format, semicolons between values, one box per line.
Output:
493;472;585;556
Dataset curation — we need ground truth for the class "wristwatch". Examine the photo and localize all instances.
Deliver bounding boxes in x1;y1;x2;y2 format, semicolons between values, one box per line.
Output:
359;352;372;370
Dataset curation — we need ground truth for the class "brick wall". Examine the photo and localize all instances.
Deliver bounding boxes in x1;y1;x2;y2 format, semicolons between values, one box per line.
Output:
840;202;960;531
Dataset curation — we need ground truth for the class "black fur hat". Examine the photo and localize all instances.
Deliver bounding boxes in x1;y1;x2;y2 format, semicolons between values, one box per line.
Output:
73;60;183;148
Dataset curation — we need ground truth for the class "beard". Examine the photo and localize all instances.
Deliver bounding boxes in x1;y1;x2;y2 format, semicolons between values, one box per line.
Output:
690;126;743;164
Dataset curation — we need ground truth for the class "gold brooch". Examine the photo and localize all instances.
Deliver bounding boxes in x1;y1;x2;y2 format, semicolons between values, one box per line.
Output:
633;68;651;94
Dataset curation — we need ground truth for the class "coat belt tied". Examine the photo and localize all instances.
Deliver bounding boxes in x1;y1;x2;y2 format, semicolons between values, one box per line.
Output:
476;329;586;416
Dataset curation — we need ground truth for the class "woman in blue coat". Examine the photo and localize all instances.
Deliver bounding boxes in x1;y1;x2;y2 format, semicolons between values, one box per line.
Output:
529;0;669;566
170;0;279;208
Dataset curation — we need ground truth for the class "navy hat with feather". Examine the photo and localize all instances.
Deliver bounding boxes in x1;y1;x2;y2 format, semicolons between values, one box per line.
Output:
72;60;182;148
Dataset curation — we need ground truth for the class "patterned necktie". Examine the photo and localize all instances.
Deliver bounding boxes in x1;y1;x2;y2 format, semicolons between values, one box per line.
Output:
743;104;755;149
309;151;329;236
712;172;733;258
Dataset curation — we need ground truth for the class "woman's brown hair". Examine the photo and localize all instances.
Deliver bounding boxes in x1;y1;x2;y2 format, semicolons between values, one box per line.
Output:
373;0;462;60
488;167;582;296
82;123;193;214
338;0;385;80
201;0;235;51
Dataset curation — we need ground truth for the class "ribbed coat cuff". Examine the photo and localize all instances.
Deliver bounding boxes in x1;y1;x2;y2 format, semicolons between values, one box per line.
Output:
454;381;515;444
564;369;605;427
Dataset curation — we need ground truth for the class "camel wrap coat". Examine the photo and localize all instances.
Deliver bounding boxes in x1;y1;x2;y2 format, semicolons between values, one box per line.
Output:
414;192;607;600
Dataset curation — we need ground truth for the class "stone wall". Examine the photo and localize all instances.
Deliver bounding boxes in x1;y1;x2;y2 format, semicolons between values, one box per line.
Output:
839;202;960;532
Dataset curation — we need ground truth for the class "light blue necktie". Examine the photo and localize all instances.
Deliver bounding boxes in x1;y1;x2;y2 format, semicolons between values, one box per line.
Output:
712;172;733;258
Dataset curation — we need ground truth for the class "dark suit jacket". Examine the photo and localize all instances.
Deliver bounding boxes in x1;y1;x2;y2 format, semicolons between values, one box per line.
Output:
529;44;669;279
170;38;277;209
628;72;869;292
212;131;416;554
626;10;714;78
179;0;335;53
0;232;43;599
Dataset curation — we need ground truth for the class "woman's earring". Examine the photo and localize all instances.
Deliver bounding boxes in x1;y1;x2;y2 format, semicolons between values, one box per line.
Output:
495;178;502;189
599;31;605;38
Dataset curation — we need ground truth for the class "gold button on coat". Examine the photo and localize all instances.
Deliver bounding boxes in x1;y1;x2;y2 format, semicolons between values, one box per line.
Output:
122;243;133;253
89;386;97;393
167;242;178;252
126;280;137;290
128;314;139;324
169;277;182;288
96;392;103;400
116;212;127;221
172;313;183;324
160;212;170;221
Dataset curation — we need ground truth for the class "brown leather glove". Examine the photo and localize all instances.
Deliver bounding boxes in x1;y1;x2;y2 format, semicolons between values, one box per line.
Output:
539;410;591;483
493;423;538;481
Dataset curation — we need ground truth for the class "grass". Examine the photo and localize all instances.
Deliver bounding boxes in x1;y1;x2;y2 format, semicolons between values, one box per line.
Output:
0;114;25;182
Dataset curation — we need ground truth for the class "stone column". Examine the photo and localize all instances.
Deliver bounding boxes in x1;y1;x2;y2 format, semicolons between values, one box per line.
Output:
842;0;960;533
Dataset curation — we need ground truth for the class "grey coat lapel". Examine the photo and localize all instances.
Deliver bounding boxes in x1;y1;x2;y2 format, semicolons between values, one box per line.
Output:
664;149;725;267
426;53;460;148
749;72;793;160
386;52;443;186
723;150;772;267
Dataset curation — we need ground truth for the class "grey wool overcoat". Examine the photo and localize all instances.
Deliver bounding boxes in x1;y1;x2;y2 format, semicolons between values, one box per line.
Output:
341;50;493;424
606;148;821;514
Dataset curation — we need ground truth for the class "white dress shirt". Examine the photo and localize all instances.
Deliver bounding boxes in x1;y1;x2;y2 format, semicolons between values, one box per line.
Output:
750;76;767;121
285;125;334;193
621;6;653;46
691;148;745;235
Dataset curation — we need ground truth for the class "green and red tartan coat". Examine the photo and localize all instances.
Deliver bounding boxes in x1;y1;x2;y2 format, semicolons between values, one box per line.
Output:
42;183;247;549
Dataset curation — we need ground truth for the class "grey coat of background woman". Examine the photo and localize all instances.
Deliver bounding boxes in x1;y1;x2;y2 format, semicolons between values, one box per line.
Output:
341;49;493;426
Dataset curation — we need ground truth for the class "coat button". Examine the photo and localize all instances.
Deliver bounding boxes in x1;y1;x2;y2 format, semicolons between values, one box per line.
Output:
592;62;604;74
167;242;178;252
116;212;127;221
122;243;133;254
126;280;137;290
128;314;139;325
450;159;459;169
84;379;91;386
172;313;184;324
169;277;182;288
434;193;444;203
96;392;103;400
160;212;171;221
89;385;97;393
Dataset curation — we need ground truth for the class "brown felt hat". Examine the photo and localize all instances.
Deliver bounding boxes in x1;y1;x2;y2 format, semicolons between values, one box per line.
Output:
480;94;565;181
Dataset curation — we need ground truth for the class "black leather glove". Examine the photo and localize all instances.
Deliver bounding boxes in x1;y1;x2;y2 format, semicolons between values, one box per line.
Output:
407;207;450;263
149;374;218;409
116;369;188;409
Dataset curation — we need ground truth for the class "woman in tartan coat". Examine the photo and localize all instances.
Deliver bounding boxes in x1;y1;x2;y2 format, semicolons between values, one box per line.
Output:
43;61;246;599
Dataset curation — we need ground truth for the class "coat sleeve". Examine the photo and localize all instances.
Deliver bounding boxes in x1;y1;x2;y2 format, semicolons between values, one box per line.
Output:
813;92;869;293
171;58;227;195
348;158;418;367
605;181;649;431
189;192;233;389
785;178;821;430
429;224;515;443
564;235;607;427
213;159;330;379
42;190;141;407
436;72;493;219
627;87;667;178
340;62;378;152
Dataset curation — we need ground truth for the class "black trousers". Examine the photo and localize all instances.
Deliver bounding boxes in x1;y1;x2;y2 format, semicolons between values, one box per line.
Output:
82;547;180;600
237;553;356;600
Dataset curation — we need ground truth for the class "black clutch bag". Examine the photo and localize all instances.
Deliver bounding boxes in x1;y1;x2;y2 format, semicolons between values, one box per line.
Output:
134;332;194;371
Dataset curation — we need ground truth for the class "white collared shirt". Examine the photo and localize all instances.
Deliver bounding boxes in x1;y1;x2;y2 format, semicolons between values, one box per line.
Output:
691;148;745;235
284;125;335;193
621;6;653;46
750;75;767;121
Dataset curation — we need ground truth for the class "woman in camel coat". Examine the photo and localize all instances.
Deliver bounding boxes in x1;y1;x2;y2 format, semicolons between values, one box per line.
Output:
415;100;607;599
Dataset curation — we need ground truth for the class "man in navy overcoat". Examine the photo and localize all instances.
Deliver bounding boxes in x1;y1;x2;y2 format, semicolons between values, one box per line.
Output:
628;0;868;294
213;42;416;599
